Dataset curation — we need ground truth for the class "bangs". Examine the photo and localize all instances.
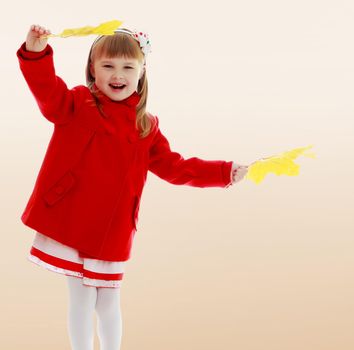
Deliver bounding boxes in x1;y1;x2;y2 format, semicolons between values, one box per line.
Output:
91;32;144;62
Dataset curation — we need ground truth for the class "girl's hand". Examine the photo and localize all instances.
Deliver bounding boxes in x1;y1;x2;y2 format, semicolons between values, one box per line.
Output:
26;24;51;52
232;162;249;184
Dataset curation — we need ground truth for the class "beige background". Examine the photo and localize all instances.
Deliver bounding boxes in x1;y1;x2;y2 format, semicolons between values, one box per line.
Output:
1;0;354;349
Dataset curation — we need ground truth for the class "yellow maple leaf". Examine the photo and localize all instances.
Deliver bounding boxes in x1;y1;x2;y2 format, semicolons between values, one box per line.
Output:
44;19;123;38
245;144;316;184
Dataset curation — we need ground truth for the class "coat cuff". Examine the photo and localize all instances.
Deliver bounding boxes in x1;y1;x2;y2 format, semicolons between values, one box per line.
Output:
222;161;234;188
17;41;52;60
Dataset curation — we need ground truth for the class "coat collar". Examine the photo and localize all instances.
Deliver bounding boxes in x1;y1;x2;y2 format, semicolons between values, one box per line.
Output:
91;83;141;108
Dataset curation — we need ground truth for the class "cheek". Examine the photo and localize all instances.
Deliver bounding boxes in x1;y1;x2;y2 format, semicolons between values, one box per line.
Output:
91;64;101;78
131;73;141;83
96;71;108;82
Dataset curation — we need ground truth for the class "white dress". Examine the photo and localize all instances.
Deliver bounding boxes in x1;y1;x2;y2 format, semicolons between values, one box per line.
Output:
28;231;125;288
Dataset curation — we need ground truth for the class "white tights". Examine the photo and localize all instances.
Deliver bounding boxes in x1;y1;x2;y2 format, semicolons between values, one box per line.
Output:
66;276;122;350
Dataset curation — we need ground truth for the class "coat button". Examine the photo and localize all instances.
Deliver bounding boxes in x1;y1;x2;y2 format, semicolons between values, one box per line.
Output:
54;186;64;194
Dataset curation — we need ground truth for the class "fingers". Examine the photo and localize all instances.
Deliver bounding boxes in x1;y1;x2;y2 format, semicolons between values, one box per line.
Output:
232;162;248;170
231;164;249;184
26;24;51;52
233;171;247;184
30;24;51;36
234;164;249;170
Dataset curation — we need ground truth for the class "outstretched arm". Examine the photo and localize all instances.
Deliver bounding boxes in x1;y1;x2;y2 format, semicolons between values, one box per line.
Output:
148;116;243;188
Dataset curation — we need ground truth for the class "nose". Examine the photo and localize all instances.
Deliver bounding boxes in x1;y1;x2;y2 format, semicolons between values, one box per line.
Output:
112;69;124;80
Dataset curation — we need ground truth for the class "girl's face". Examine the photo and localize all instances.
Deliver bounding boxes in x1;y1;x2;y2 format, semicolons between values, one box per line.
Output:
90;55;144;101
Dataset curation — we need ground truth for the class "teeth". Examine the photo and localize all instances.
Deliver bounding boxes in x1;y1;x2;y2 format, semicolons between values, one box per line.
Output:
109;83;125;90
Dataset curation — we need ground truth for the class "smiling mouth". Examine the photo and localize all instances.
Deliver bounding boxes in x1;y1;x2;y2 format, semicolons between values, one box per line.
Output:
109;83;126;90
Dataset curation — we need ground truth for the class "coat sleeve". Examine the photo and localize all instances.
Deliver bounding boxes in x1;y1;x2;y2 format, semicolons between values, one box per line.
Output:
16;42;83;125
148;116;234;188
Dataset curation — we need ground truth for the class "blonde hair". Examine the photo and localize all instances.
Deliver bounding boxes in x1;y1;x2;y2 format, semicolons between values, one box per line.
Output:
85;28;154;138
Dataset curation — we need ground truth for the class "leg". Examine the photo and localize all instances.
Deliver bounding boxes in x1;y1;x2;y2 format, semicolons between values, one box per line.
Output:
95;286;123;350
66;275;97;350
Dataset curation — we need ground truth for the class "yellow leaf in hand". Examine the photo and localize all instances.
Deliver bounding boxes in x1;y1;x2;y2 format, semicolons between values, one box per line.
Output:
44;19;123;38
245;145;316;184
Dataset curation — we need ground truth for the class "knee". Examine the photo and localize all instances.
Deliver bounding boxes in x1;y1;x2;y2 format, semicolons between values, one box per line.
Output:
67;276;98;308
95;288;121;314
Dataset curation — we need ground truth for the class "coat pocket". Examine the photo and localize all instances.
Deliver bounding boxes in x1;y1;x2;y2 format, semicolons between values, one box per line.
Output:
43;171;76;206
132;195;141;230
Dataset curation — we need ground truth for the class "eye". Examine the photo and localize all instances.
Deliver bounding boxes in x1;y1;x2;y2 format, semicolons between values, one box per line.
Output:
125;66;133;69
103;64;113;68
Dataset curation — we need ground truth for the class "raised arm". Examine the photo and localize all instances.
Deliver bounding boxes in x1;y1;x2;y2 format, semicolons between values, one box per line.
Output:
16;25;82;125
148;116;236;188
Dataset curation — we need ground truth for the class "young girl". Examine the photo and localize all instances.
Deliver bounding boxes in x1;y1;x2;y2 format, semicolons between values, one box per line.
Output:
17;24;249;350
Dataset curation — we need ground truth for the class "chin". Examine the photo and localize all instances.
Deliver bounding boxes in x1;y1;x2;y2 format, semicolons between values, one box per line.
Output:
108;91;127;100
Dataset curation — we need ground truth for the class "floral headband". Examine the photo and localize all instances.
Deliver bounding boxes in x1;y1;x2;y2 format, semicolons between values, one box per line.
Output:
115;28;152;56
92;28;152;57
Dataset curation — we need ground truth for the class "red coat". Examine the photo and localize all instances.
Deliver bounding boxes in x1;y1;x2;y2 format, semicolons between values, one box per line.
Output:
16;42;234;261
